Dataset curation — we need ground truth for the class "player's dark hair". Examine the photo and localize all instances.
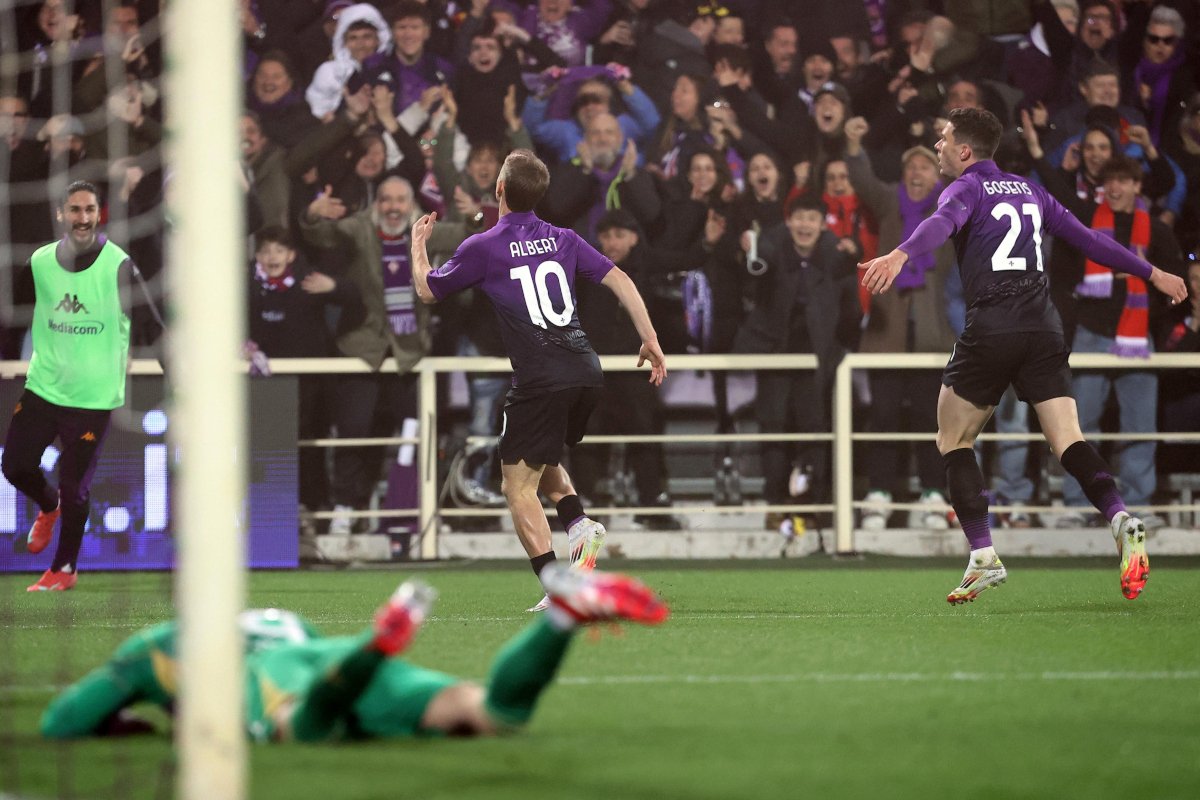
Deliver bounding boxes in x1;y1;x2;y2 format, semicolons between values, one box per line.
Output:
255;224;294;251
389;0;431;27
499;149;550;212
1098;153;1143;183
63;180;99;206
947;107;1003;160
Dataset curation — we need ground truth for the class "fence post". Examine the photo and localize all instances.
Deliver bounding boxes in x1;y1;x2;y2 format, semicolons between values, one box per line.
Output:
834;358;855;554
419;365;439;559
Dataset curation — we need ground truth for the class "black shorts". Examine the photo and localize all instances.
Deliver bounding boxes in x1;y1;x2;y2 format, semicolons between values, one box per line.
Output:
942;331;1072;407
499;386;601;467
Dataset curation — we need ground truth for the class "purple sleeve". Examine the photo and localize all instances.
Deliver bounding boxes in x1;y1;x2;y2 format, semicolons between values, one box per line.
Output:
1039;191;1154;280
572;231;615;284
427;239;486;300
896;181;972;260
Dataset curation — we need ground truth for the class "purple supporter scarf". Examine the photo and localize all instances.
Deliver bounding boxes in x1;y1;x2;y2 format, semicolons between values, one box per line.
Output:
1133;51;1186;145
893;183;942;290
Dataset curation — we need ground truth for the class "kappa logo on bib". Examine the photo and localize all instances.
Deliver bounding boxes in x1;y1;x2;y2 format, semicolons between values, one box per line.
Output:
54;293;89;314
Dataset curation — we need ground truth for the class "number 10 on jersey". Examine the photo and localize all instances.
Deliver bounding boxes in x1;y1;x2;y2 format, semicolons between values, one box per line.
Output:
511;261;574;329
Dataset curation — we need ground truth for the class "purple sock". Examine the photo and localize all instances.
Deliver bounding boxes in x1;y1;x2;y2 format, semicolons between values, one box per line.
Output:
961;516;993;551
1061;442;1127;522
1095;472;1127;521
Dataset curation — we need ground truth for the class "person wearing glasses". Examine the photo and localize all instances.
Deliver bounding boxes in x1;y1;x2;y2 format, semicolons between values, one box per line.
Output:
1121;4;1192;148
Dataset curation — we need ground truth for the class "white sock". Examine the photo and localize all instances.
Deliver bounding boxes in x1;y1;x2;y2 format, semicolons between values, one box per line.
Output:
970;546;998;566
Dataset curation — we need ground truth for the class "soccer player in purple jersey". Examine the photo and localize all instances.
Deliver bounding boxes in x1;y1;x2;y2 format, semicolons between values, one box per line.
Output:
860;108;1187;604
410;149;668;611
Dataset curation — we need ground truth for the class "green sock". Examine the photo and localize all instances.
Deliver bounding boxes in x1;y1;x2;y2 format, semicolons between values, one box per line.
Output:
42;633;165;740
289;634;386;742
42;663;136;739
484;616;574;727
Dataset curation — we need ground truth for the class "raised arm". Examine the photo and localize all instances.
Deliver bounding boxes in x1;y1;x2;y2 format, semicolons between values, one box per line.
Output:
410;212;438;304
600;265;667;385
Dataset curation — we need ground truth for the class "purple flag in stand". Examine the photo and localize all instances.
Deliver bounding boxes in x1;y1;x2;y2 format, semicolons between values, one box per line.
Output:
381;417;419;559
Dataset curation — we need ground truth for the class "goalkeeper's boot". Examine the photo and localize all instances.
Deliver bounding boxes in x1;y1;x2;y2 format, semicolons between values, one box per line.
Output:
526;594;551;613
568;518;606;571
946;555;1007;605
27;568;77;592
542;563;669;626
26;502;60;555
1111;511;1149;600
372;579;437;655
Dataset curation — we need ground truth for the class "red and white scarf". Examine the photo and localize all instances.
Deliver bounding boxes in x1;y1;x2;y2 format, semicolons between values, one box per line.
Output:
1076;199;1151;358
254;261;295;292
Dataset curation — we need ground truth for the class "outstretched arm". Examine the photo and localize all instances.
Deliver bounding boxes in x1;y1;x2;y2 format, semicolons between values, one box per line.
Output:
1045;200;1188;304
860;212;957;295
599;266;667;385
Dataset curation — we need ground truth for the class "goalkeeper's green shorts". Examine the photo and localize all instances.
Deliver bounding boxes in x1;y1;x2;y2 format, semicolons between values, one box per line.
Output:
244;637;459;742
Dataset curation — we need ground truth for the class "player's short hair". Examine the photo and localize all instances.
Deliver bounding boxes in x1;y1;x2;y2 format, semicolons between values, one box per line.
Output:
62;180;99;206
499;150;549;212
255;225;294;251
947;107;1003;160
1098;153;1143;183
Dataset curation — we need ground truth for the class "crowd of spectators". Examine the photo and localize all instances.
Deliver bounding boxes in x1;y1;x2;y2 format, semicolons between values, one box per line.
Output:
2;0;1198;537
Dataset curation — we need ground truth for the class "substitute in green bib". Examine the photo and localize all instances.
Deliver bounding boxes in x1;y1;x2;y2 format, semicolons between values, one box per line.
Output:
2;180;136;592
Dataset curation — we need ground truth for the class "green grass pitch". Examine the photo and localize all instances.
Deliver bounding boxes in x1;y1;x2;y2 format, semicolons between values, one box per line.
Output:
2;558;1199;800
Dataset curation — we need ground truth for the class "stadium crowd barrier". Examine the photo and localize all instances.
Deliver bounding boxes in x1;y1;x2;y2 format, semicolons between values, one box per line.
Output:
3;353;1197;559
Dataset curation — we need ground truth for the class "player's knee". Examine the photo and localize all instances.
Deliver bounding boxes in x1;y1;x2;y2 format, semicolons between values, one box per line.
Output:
421;682;497;737
500;478;534;505
0;450;34;487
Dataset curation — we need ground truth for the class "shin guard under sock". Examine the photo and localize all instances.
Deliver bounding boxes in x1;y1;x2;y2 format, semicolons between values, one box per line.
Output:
1060;441;1126;521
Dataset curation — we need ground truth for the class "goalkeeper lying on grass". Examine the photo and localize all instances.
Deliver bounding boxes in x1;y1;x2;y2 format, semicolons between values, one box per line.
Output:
41;565;668;741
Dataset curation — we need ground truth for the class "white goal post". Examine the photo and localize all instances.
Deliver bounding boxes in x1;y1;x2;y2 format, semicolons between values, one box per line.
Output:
167;1;246;798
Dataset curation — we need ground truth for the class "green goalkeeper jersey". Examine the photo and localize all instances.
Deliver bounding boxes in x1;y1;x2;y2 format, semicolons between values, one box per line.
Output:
41;611;456;742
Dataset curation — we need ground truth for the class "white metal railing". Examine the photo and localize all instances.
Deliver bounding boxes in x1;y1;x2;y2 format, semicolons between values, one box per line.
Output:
4;352;1198;559
833;352;1200;553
